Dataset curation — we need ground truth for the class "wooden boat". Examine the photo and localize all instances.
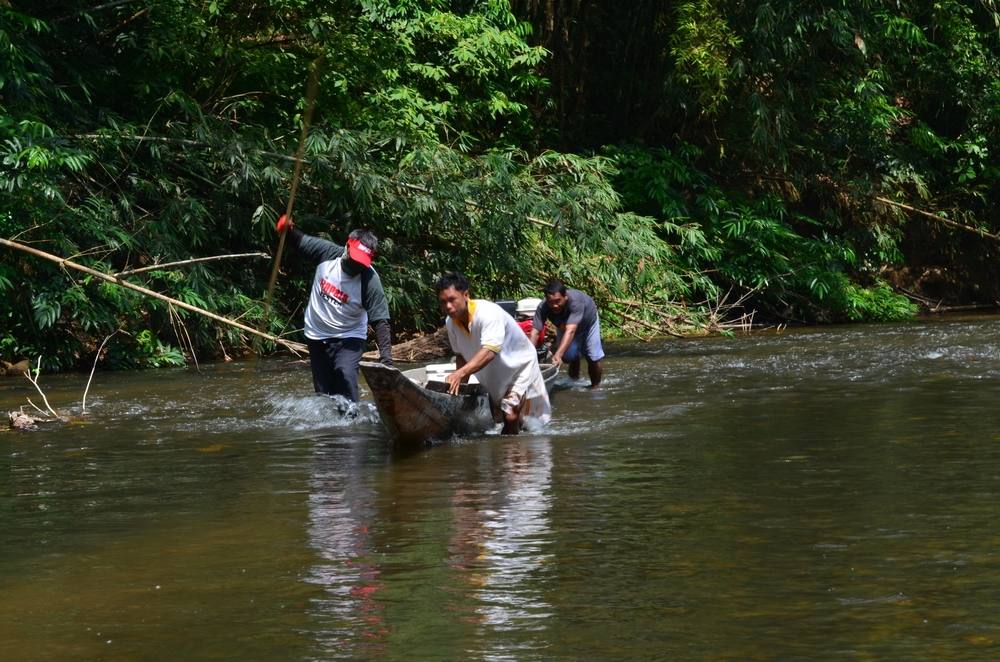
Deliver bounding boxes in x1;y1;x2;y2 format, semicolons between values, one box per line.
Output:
360;360;559;448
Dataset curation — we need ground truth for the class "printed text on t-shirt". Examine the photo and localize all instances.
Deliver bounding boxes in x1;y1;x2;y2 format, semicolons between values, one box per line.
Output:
320;277;349;304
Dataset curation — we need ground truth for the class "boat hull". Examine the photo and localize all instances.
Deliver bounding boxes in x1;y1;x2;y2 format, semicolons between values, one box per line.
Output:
360;361;557;448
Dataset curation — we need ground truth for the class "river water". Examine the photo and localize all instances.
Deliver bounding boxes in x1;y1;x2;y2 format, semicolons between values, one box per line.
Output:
3;317;1000;660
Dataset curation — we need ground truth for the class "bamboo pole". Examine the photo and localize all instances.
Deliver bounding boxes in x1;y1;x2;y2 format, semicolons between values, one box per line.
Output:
263;54;325;329
875;196;1000;244
0;237;308;355
114;252;269;277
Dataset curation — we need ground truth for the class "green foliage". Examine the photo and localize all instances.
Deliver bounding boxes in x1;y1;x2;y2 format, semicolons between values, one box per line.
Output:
135;330;187;368
7;0;1000;374
355;0;547;147
106;330;187;369
669;0;742;114
816;275;917;322
1;0;694;368
608;141;922;324
838;279;919;322
31;292;60;330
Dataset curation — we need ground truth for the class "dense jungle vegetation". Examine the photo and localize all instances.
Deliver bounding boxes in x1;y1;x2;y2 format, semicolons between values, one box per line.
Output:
3;1;1000;370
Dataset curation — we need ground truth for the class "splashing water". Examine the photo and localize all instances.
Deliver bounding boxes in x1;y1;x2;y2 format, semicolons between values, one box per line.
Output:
263;393;381;430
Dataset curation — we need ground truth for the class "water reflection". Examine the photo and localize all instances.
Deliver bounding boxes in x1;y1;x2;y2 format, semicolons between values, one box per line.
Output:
448;438;555;659
304;439;387;658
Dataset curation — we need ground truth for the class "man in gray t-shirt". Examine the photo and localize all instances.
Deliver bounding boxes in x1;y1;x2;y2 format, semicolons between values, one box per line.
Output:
276;214;393;402
528;280;604;387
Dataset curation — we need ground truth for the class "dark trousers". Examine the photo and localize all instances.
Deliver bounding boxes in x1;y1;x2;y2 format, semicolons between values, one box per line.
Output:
307;337;365;402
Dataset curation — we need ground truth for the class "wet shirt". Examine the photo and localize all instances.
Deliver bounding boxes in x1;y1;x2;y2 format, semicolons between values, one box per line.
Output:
533;289;598;334
290;230;390;341
446;299;550;416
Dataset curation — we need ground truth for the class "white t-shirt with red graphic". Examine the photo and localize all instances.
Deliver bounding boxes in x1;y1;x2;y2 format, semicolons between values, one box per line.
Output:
304;256;368;340
289;229;390;341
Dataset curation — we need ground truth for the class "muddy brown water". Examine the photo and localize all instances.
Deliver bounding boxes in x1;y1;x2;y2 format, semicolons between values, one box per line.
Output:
3;317;1000;659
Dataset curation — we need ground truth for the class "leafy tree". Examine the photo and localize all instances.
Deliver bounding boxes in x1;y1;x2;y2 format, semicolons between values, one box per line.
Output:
1;1;700;369
6;0;1000;372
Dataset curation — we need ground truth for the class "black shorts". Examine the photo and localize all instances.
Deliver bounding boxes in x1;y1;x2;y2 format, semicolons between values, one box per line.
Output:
306;337;365;401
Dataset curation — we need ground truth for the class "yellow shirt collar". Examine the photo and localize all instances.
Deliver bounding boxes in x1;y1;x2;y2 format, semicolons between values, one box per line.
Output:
457;300;476;335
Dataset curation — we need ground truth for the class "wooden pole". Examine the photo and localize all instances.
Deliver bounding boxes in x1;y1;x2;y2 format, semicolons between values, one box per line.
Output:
263;54;326;326
114;252;269;277
875;196;1000;244
0;237;308;355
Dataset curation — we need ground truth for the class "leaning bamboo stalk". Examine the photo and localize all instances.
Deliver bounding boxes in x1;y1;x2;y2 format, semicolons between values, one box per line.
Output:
394;181;557;228
875;196;1000;244
114;252;269;277
0;238;307;355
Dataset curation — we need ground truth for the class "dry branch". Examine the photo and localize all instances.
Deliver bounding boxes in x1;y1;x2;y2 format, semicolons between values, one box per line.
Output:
114;252;269;277
0;237;308;355
875;196;1000;244
23;357;66;421
609;306;685;338
82;330;118;413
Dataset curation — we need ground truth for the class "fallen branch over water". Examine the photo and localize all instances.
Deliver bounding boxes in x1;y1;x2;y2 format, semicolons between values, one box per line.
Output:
608;304;686;338
0;237;307;355
605;286;757;338
895;286;999;313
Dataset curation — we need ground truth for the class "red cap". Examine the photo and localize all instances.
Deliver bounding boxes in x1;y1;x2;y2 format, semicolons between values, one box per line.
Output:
346;237;374;267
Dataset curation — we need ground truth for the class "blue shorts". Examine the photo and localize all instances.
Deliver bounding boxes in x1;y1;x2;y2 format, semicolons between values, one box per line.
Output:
558;320;605;363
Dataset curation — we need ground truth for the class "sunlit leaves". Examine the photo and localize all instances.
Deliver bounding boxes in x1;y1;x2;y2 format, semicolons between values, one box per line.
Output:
670;0;741;114
358;1;546;145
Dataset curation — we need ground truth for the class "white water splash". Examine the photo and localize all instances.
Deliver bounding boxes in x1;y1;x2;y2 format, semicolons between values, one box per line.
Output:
263;394;381;430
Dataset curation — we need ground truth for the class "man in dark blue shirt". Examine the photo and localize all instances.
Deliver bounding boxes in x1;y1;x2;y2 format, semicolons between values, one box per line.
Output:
528;280;604;387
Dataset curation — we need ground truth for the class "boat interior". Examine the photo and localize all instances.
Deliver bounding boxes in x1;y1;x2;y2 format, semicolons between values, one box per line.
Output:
403;363;484;395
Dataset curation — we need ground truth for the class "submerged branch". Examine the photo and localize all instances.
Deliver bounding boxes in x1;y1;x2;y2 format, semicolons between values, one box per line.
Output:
83;330;119;413
23;357;66;421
